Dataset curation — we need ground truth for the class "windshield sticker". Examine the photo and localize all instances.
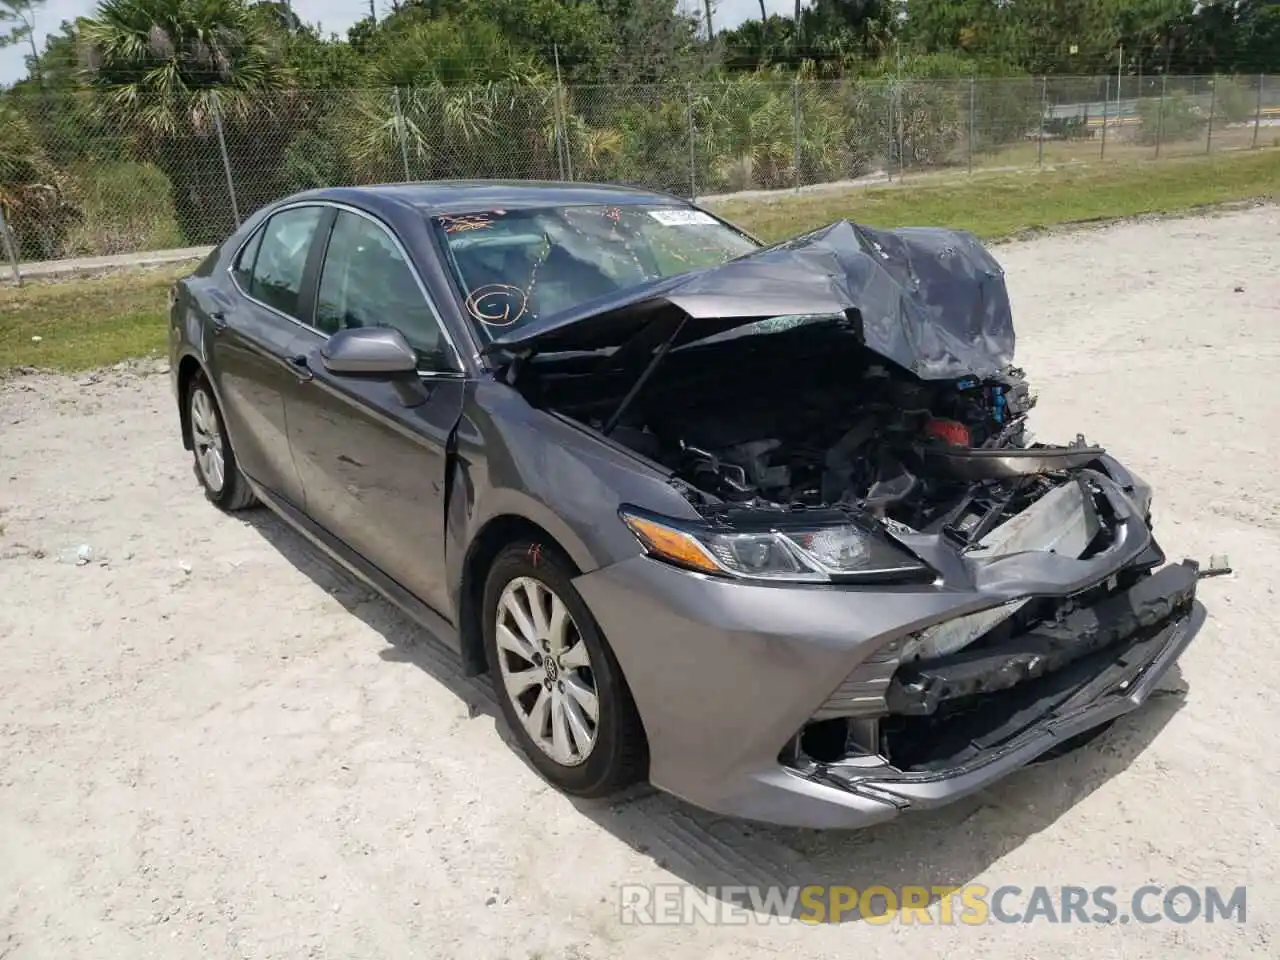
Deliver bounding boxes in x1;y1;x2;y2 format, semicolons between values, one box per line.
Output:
647;209;718;227
439;213;498;234
466;284;528;327
604;206;623;224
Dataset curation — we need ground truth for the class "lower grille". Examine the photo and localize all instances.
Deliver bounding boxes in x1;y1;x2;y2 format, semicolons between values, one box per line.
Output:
812;633;910;720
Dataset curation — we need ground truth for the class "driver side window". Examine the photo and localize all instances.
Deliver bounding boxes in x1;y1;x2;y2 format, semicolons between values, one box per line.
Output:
315;211;459;372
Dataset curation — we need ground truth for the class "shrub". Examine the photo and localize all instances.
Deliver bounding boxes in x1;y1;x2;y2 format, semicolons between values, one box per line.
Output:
855;54;1037;160
797;77;874;184
1137;93;1206;145
280;126;357;194
610;94;696;195
1210;77;1255;126
0;100;79;260
882;78;965;169
697;75;807;192
63;161;184;256
972;77;1042;151
683;70;877;194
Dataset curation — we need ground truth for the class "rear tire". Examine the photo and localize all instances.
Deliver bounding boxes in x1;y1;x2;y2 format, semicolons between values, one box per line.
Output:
187;373;257;512
482;540;647;797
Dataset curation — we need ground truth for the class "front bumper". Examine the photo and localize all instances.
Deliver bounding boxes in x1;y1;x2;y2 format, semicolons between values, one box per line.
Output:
814;593;1203;815
573;477;1202;829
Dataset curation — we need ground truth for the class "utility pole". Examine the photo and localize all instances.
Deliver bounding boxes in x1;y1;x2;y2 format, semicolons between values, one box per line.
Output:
704;0;714;40
553;43;573;182
368;0;376;25
1117;42;1123;104
895;38;904;177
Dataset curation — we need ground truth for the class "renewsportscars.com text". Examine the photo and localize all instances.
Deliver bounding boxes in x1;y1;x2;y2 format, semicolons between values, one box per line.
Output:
619;883;1247;926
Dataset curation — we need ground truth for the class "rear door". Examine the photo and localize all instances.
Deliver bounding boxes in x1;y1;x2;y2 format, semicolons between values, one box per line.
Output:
211;205;332;508
285;207;467;618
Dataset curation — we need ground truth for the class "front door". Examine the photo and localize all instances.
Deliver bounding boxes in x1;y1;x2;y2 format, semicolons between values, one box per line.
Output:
284;208;467;620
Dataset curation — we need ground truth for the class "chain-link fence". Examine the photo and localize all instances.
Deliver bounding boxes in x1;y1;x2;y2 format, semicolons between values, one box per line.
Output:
0;74;1276;272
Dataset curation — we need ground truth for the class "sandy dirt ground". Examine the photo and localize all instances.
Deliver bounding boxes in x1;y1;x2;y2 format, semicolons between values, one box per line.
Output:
2;205;1278;959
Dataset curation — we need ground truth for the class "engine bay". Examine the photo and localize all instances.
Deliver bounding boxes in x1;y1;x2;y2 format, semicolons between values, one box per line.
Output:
637;365;1035;526
530;319;1079;537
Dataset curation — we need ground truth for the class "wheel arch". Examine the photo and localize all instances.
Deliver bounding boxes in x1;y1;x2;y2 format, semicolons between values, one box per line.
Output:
456;514;582;677
175;353;206;451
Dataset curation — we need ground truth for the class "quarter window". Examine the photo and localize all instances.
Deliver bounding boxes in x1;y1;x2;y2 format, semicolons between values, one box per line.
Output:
249;206;325;319
315;211;456;370
231;226;262;290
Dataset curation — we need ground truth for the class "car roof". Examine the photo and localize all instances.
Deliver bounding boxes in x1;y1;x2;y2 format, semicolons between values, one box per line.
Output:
284;180;690;218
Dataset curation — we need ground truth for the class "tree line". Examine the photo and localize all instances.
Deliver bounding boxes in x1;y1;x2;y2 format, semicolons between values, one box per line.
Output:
0;0;1276;261
8;1;1277;90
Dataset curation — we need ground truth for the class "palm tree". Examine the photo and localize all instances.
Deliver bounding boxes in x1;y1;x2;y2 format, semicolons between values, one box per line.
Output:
75;0;293;241
345;15;560;183
77;0;291;134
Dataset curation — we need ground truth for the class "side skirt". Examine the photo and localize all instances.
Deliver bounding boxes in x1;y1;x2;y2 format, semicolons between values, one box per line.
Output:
248;479;465;661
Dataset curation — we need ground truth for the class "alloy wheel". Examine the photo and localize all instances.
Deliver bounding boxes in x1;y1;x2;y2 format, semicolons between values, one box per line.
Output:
494;576;599;766
190;386;226;494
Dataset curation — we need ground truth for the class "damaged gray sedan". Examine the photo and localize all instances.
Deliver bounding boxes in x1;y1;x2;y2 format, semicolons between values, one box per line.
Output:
169;181;1205;829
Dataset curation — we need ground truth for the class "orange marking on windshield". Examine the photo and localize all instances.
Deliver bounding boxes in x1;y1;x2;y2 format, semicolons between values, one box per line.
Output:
440;214;495;234
466;284;528;327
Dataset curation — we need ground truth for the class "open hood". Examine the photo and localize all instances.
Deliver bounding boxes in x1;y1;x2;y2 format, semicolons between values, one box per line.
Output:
481;219;1016;381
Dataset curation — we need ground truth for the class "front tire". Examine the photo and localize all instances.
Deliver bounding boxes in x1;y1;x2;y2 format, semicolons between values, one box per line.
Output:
187;373;256;511
482;540;647;797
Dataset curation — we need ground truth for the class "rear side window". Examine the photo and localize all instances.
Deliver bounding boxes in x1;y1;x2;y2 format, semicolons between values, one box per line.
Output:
230;227;263;289
248;206;325;319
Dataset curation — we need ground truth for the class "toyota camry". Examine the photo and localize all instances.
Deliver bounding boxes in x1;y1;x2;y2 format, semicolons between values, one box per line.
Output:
168;180;1205;829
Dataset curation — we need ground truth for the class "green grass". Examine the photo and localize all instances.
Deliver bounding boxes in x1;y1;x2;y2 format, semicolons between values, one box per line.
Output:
0;265;189;373
709;148;1280;242
2;148;1278;373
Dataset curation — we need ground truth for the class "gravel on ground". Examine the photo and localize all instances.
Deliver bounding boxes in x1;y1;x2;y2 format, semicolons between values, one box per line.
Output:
1;205;1277;959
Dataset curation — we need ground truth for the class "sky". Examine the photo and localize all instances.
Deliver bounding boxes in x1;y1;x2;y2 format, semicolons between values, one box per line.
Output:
0;0;807;85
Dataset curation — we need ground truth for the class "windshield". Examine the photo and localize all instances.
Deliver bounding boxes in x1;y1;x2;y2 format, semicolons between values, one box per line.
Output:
431;204;759;341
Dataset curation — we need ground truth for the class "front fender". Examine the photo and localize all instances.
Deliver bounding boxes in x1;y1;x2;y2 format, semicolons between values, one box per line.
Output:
444;381;702;610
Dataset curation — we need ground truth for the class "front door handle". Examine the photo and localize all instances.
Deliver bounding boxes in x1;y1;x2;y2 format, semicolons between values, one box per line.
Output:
209;310;228;334
288;354;313;382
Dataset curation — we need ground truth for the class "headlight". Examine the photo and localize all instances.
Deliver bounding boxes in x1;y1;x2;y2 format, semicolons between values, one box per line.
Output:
619;508;933;584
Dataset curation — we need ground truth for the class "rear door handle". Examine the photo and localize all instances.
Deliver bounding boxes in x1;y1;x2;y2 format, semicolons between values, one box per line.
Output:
288;354;313;382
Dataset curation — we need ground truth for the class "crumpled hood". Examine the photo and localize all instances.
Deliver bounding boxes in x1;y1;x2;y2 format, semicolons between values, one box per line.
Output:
482;219;1016;380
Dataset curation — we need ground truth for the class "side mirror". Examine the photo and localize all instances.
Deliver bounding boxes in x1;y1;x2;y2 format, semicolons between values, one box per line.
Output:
320;327;418;377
